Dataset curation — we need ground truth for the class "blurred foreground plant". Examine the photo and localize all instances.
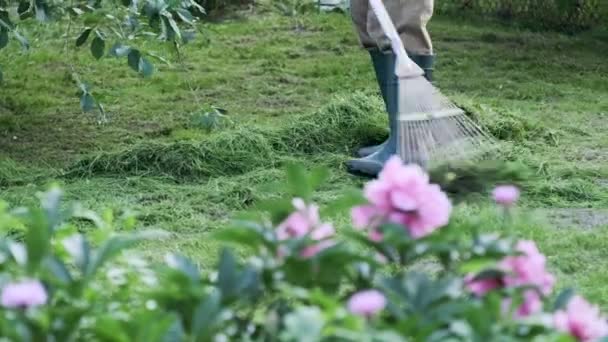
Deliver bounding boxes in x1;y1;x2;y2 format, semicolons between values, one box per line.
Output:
1;158;607;341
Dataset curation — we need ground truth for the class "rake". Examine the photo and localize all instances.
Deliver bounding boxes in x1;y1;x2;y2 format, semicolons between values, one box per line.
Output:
368;0;496;169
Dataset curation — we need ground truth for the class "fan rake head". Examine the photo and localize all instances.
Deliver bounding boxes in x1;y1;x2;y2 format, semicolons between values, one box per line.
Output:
396;76;497;169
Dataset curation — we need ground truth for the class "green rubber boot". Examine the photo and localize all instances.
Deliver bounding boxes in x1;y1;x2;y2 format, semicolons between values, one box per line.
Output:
356;53;435;159
346;50;399;177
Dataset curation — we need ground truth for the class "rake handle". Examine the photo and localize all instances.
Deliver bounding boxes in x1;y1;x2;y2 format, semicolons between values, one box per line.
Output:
367;0;425;78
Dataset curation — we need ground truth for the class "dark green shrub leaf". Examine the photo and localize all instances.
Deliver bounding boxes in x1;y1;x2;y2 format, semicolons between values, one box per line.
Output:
121;0;132;6
192;290;222;339
217;248;238;298
176;8;194;24
166;16;181;40
0;29;8;49
75;27;92;47
553;288;575;311
127;49;141;72
0;10;14;29
472;269;505;282
17;1;31;19
138;57;154;77
91;35;105;59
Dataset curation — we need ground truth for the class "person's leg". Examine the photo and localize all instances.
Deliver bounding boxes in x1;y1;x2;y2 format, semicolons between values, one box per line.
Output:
346;50;399;176
355;0;435;159
348;0;435;175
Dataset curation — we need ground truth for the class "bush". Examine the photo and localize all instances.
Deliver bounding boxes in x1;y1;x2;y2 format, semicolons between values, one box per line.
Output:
0;159;606;341
436;0;605;32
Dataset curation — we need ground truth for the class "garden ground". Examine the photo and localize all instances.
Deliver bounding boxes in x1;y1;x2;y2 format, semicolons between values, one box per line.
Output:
1;9;608;307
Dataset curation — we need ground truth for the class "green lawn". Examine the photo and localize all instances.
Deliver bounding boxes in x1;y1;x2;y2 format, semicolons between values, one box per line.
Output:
1;10;608;307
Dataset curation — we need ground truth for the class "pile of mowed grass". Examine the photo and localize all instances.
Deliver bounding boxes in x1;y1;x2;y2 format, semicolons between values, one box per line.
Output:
65;92;387;179
0;158;51;188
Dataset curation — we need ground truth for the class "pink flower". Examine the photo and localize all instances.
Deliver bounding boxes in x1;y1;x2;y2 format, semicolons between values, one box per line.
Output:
465;240;555;317
554;295;608;342
500;240;555;296
1;280;47;309
350;156;452;239
277;198;335;258
493;185;520;206
347;289;386;317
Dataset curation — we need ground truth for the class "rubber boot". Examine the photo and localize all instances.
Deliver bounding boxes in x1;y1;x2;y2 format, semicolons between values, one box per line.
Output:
346;50;399;177
356;53;435;158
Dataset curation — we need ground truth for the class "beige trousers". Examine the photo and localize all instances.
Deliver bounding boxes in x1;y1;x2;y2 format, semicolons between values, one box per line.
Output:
350;0;434;55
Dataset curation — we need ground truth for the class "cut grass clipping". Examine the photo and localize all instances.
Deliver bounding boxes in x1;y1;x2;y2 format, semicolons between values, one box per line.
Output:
64;92;534;197
66;92;387;179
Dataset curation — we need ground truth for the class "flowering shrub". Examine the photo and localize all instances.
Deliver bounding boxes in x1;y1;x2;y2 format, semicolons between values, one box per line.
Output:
0;159;607;341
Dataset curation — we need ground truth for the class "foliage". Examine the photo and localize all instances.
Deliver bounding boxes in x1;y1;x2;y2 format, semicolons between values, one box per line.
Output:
436;0;606;31
0;0;204;120
1;159;606;341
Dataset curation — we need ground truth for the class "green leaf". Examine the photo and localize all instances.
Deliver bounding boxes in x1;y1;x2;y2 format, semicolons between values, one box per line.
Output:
121;0;132;6
309;166;329;191
13;31;29;50
80;93;95;112
458;258;497;274
192;291;222;339
127;49;141;72
17;1;31;19
321;188;365;217
212;225;267;250
176;8;194;24
93;315;130;342
0;66;3;83
0;29;8;49
166;16;181;41
25;209;51;273
256;198;294;225
75;28;92;47
281;307;325;342
286;163;311;200
85;235;139;278
0;10;14;29
43;256;72;284
217;248;238;298
138;57;154;77
472;269;505;282
553;288;575;311
62;234;90;272
41;187;62;230
165;254;199;282
91;35;105;59
34;2;48;22
108;42;130;57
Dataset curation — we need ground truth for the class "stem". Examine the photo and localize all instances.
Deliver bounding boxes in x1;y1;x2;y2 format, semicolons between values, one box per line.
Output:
62;0;106;123
173;41;203;107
